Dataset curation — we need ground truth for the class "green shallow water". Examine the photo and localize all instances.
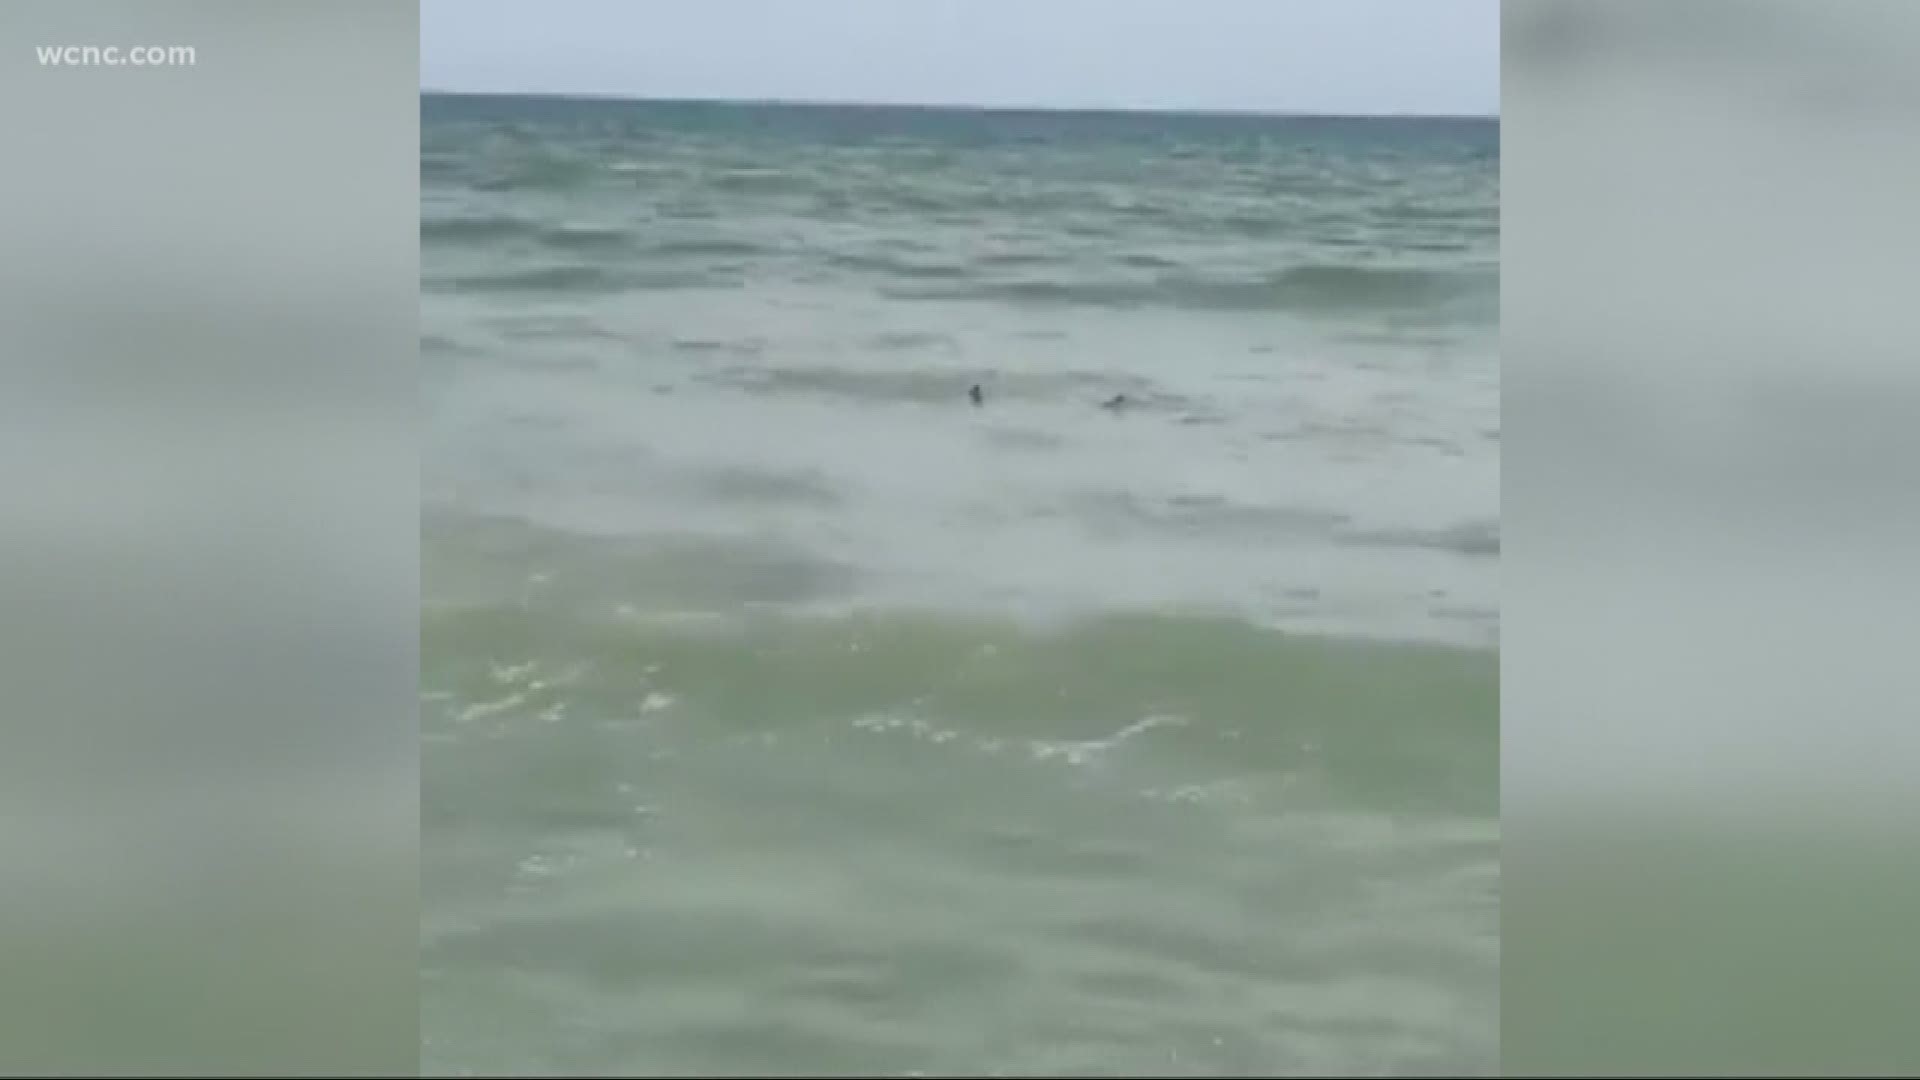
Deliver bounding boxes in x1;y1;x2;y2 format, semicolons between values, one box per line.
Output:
423;93;1498;1075
425;598;1495;1075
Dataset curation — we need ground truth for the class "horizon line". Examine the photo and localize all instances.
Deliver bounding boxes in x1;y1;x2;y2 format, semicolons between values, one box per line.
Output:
420;86;1500;123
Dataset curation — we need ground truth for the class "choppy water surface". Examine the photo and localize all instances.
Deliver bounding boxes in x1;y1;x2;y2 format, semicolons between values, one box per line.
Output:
423;93;1498;1076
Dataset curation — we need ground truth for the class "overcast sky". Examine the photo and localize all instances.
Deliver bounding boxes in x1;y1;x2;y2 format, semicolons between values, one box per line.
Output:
422;0;1499;117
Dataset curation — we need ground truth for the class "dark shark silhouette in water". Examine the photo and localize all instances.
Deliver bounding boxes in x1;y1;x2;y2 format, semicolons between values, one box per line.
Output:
969;384;984;407
1100;393;1129;411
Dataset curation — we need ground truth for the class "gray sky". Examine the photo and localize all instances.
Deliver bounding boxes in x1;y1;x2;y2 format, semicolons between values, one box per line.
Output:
422;0;1499;116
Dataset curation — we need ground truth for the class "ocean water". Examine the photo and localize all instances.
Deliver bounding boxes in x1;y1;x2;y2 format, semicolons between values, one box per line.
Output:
421;93;1499;1076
